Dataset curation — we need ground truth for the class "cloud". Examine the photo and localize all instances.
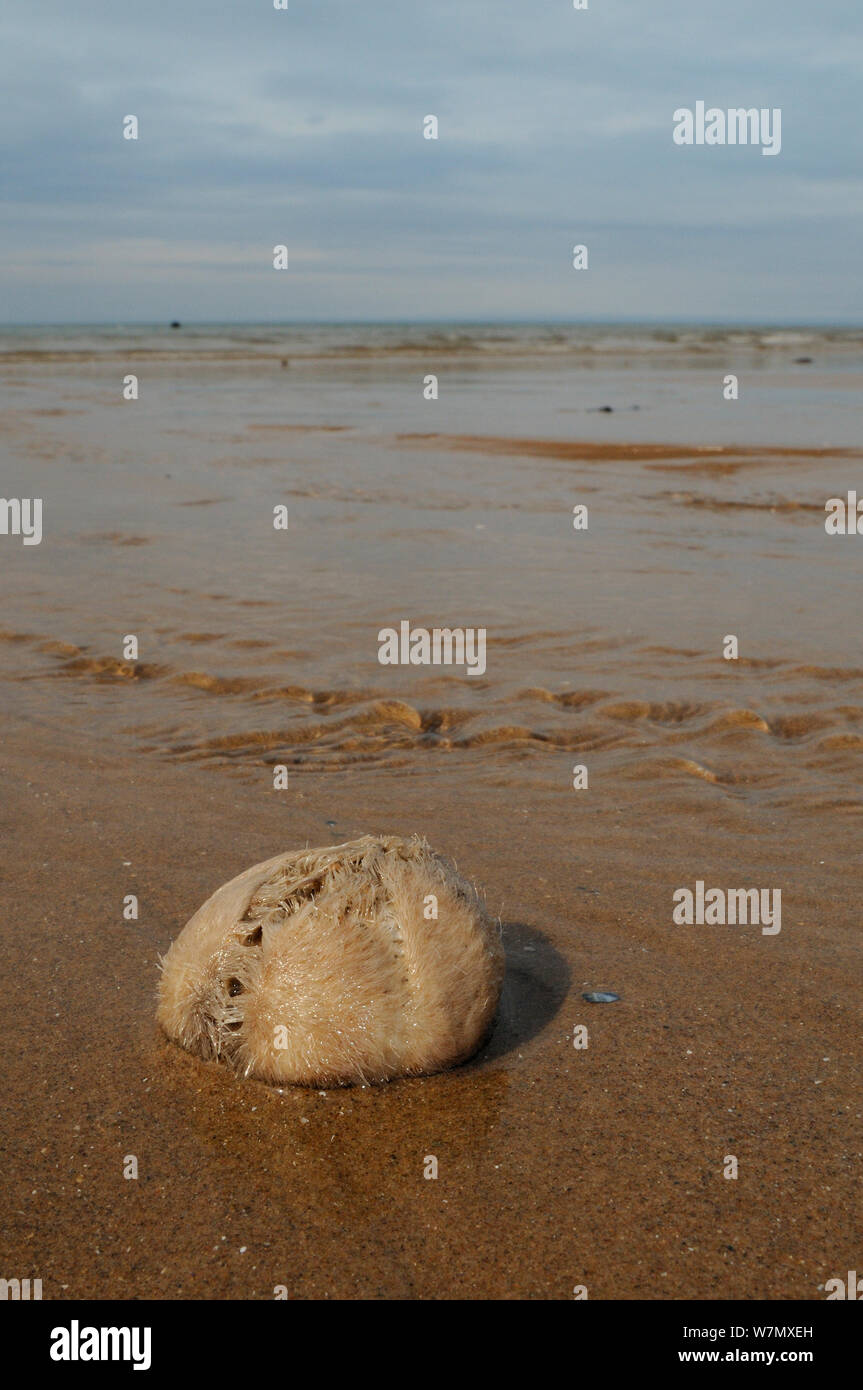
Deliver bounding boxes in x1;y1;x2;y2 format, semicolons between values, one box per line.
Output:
0;0;860;321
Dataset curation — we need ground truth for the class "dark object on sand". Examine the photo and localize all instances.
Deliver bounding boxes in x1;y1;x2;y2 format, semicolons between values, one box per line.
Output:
794;356;813;364
170;320;182;329
583;990;620;1003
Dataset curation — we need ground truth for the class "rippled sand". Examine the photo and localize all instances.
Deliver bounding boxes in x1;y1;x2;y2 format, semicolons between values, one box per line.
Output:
2;325;861;1298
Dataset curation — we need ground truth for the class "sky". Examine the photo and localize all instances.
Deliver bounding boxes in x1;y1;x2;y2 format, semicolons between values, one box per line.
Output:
1;0;861;324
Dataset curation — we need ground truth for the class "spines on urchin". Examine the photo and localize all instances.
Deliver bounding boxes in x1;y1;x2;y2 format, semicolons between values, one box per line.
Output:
157;927;263;1068
157;833;504;1086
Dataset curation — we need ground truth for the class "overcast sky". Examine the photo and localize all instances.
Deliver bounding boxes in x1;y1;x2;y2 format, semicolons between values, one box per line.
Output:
1;0;861;323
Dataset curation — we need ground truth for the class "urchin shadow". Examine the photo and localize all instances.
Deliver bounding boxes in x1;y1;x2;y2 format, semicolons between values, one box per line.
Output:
477;921;571;1063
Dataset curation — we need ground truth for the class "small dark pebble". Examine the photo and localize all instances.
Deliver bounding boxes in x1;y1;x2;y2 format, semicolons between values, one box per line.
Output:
583;990;620;1003
325;819;337;827
794;356;813;364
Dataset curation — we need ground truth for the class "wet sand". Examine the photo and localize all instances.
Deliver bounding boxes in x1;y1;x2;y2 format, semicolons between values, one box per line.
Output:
3;714;859;1299
1;325;861;1298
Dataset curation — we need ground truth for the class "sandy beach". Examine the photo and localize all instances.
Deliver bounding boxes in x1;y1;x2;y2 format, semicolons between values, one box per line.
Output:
1;323;861;1299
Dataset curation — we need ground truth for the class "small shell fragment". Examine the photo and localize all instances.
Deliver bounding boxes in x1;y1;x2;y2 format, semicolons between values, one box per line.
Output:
582;991;620;1003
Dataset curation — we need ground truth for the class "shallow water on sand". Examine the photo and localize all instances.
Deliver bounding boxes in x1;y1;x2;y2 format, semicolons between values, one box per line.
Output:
2;325;863;816
2;324;862;1299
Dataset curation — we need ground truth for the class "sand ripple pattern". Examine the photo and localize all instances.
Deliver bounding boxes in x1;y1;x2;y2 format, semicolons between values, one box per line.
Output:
2;627;862;803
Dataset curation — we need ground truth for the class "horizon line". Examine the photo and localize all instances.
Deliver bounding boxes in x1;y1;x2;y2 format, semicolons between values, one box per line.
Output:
2;316;862;330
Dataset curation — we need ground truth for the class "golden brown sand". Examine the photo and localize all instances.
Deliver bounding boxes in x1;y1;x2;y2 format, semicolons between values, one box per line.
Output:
2;343;861;1298
1;714;859;1299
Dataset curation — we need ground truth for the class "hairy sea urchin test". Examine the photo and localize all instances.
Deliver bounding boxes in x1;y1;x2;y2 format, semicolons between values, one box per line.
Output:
157;834;504;1086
